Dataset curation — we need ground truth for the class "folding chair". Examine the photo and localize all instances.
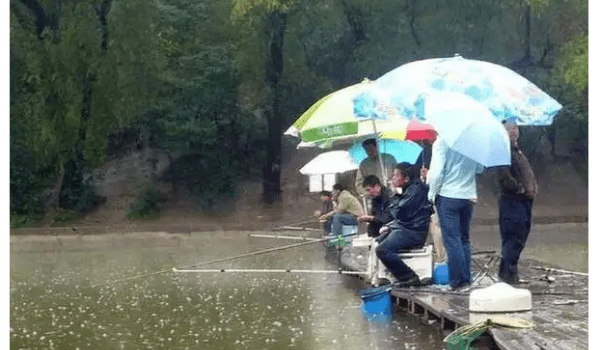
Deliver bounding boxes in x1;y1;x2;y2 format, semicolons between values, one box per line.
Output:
471;251;501;285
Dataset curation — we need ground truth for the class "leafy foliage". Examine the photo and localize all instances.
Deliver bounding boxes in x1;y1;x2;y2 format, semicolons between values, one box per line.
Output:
126;185;163;219
10;0;588;223
554;34;588;95
10;0;163;220
135;0;268;206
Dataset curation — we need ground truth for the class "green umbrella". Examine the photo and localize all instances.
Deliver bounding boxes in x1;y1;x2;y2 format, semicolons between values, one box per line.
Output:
284;79;409;184
284;79;409;146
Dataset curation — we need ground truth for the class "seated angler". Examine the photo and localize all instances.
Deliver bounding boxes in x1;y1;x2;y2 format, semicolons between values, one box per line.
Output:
376;163;434;286
314;190;335;235
319;183;365;239
358;175;395;238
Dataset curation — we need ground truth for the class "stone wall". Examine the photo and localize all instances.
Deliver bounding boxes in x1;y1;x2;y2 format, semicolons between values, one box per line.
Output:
92;147;171;200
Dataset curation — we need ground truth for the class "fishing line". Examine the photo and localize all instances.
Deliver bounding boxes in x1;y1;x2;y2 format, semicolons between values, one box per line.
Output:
270;219;321;230
87;231;359;288
248;234;320;241
173;268;369;275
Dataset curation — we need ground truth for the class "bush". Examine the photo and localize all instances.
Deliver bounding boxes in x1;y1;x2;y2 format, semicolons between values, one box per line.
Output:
51;208;80;223
126;186;163;219
10;139;51;222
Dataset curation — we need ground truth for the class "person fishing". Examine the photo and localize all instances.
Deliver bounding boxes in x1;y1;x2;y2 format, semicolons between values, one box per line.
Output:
375;162;433;286
314;190;335;235
319;183;365;239
358;175;395;238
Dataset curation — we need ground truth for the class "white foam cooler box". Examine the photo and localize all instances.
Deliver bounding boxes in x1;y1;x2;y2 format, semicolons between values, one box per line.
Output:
351;233;372;247
398;245;433;281
469;282;532;312
368;244;433;284
468;282;533;324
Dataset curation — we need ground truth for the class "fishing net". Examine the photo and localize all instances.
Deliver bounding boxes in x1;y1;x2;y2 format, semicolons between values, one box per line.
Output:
444;317;534;350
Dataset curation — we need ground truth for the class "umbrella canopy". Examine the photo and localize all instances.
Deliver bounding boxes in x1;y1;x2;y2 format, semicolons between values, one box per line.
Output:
354;55;562;126
375;120;437;143
348;139;423;165
423;91;511;167
299;150;359;175
284;79;409;145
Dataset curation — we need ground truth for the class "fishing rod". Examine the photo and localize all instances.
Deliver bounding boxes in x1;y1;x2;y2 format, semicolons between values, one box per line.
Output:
274;226;322;232
270;219;322;231
248;233;320;241
531;266;588;276
391;286;471;296
172;268;369;275
89;231;359;288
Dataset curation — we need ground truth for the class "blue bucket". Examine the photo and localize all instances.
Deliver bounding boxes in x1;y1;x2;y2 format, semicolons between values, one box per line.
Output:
433;263;449;285
360;286;392;321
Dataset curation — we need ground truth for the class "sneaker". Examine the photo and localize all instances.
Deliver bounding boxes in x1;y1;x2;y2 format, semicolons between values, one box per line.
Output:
450;282;471;292
395;276;421;287
376;278;393;286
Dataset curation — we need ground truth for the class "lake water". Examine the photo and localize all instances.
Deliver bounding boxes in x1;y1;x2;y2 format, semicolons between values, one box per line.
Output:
10;232;448;350
10;222;588;349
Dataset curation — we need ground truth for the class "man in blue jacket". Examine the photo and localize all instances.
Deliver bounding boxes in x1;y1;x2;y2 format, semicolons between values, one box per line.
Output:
375;163;433;286
359;175;395;238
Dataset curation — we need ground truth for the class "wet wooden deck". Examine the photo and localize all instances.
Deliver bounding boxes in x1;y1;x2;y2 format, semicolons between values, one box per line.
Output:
337;245;589;350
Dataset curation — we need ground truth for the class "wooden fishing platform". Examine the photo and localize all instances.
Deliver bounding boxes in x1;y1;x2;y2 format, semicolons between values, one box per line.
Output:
336;245;589;350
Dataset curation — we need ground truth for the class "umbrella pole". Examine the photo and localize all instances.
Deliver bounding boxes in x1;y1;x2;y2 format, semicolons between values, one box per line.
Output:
371;119;388;185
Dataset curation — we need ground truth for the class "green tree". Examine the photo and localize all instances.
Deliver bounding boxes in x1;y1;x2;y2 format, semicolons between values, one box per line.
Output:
128;0;265;209
232;0;293;203
10;0;163;217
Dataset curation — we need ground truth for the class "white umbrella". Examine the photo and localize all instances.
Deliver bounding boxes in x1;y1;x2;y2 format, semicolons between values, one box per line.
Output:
299;150;359;175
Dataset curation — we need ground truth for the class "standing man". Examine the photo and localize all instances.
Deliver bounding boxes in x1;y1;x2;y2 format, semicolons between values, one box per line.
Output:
375;163;433;286
358;175;395;237
355;138;397;197
319;183;365;238
496;121;537;285
427;138;484;291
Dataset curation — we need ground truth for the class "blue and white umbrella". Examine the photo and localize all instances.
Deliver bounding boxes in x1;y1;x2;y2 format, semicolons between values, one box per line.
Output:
354;55;562;126
423;91;511;167
348;139;423;165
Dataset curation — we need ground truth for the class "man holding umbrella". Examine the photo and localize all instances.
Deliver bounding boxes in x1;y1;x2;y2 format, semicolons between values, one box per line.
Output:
427;138;484;291
496;121;537;285
354;138;397;197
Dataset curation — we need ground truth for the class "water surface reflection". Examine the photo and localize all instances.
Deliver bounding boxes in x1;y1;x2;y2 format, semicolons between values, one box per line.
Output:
11;232;446;350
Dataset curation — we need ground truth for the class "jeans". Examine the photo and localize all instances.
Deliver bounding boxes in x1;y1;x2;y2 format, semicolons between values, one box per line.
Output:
326;212;358;236
375;228;427;281
436;196;474;288
498;197;533;284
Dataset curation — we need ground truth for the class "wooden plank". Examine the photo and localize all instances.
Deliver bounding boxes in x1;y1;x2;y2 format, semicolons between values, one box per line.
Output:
339;247;589;350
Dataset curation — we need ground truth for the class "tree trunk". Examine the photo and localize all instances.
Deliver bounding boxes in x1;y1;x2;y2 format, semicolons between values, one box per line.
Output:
95;0;112;51
524;3;531;60
404;0;421;48
166;152;178;197
44;162;64;214
263;10;287;203
16;0;47;39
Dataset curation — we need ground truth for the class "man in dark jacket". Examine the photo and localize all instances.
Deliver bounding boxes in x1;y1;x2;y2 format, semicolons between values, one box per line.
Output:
496;121;537;285
359;175;395;237
375;162;433;286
